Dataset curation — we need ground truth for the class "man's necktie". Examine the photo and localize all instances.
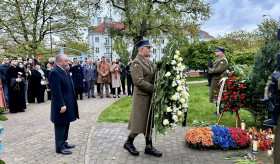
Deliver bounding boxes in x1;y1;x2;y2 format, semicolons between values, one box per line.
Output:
64;69;68;75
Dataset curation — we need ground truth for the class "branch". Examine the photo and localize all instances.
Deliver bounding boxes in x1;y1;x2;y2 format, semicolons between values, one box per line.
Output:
14;0;29;42
110;0;125;11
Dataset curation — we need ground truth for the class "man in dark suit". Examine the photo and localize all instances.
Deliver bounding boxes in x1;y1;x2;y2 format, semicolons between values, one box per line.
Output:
49;54;79;155
84;59;98;98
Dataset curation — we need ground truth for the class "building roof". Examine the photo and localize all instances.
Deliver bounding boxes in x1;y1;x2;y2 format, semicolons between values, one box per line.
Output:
89;22;214;39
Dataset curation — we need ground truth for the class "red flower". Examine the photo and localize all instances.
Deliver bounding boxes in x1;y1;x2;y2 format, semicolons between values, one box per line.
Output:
239;102;243;108
225;104;229;107
229;73;232;77
240;84;244;88
231;76;236;82
232;108;236;112
239;94;245;100
223;107;229;111
233;92;237;95
228;91;232;94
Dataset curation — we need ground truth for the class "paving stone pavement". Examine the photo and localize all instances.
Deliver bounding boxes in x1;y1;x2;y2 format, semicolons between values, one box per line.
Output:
0;93;274;164
0;95;118;164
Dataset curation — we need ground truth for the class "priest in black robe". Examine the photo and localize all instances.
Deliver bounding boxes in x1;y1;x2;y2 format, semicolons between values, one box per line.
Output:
6;58;26;113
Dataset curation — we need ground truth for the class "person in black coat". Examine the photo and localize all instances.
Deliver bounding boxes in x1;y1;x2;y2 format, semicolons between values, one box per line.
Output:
49;54;79;155
118;60;127;95
31;63;46;104
126;58;134;97
6;58;26;113
69;58;85;100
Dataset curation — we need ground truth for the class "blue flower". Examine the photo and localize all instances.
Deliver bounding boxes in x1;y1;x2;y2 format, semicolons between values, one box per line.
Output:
0;143;2;152
0;129;3;135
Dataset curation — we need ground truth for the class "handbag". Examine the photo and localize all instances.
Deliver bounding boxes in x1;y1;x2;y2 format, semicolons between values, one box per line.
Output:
102;76;107;83
40;79;48;85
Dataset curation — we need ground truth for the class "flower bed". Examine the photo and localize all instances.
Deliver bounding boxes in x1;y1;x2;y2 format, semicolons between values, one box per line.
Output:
185;125;250;150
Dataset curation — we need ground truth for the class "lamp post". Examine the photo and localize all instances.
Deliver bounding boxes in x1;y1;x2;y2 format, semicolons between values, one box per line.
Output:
49;16;54;56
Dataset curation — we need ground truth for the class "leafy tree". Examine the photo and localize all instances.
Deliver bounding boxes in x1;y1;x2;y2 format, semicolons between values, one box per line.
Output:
232;51;255;65
112;39;130;63
0;0;98;56
246;18;280;121
180;39;235;71
57;41;92;56
218;29;263;52
103;0;212;59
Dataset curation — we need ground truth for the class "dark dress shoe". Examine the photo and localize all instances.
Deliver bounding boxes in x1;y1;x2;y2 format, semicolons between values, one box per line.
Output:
65;144;76;149
92;96;96;98
123;137;139;156
56;149;72;155
145;145;162;157
106;95;112;98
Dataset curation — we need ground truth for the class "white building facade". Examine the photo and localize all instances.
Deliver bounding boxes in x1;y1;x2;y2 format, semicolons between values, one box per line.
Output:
87;18;214;62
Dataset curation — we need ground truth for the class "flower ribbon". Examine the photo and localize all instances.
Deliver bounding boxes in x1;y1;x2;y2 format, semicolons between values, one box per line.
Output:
216;77;227;115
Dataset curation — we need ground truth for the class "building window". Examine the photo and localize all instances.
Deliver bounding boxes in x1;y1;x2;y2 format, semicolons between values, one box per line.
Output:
106;48;110;54
162;39;164;44
105;38;110;45
104;27;109;34
95;37;99;43
95;47;99;53
153;49;157;54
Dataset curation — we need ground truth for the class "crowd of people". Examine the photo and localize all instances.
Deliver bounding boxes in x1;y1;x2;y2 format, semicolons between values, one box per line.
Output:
0;55;134;113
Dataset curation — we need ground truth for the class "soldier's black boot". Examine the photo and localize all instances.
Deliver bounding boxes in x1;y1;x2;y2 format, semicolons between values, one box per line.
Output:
144;138;162;157
123;136;139;156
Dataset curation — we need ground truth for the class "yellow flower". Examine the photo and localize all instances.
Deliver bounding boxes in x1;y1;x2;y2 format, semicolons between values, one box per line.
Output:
176;75;180;80
163;119;169;125
165;71;171;77
171;95;177;101
177;63;182;68
175;50;180;55
178;57;183;62
179;98;185;103
182;103;188;108
174;55;179;59
171;60;176;65
166;107;172;112
172;115;178;122
177;86;182;92
177;111;183;116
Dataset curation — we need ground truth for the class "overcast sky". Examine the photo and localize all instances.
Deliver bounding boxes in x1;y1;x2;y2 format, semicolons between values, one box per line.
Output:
93;0;280;38
202;0;280;37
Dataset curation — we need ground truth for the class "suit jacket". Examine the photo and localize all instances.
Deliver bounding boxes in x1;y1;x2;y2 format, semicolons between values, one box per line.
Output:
49;65;79;124
128;54;155;134
97;62;111;83
84;64;98;81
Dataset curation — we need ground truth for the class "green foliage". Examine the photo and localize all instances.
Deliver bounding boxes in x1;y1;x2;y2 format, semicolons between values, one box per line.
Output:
107;0;212;58
232;51;255;65
112;39;130;63
0;0;96;56
98;97;132;123
218;29;263;52
0;107;7;121
246;17;280;121
180;39;235;71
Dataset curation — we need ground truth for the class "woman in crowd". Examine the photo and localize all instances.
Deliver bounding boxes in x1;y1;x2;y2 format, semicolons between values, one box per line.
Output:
110;61;122;98
45;63;52;101
19;62;28;105
31;63;46;104
69;58;85;100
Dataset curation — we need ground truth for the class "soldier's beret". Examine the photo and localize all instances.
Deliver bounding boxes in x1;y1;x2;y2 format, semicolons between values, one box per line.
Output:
136;40;152;48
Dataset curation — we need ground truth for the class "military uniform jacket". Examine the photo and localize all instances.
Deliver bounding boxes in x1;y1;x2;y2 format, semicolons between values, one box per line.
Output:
128;54;155;134
208;54;228;102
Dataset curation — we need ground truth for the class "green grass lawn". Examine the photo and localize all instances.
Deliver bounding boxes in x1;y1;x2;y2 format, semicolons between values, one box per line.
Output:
98;82;259;127
186;76;207;81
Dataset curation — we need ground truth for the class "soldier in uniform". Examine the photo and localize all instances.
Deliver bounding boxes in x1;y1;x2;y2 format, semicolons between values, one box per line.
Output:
208;46;228;103
123;40;162;157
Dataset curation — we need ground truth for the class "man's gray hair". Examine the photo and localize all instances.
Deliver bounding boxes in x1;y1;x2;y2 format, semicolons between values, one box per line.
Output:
56;54;67;62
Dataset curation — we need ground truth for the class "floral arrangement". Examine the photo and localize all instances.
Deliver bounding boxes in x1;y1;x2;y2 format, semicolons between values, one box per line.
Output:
215;68;247;113
229;127;250;147
152;48;189;135
0;124;3;152
185;125;250;150
185;127;214;148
